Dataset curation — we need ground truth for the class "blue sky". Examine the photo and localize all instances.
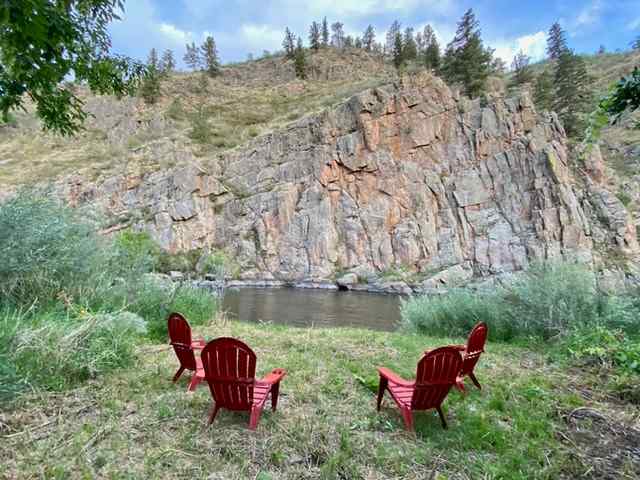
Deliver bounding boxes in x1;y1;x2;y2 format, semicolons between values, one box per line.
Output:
108;0;640;67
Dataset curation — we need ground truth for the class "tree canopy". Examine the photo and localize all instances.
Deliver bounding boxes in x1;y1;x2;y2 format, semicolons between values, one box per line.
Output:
600;67;640;123
441;9;493;98
0;0;144;135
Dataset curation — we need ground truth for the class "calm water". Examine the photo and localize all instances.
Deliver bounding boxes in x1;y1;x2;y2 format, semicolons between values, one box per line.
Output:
221;287;402;331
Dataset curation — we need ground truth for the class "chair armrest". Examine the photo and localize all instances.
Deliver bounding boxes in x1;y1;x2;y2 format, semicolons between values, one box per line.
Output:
191;338;206;350
449;344;466;351
377;367;414;387
259;368;286;385
455;376;466;394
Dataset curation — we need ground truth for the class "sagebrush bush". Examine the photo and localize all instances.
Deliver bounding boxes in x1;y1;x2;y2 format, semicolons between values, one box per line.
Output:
0;193;110;307
401;262;638;341
0;194;218;401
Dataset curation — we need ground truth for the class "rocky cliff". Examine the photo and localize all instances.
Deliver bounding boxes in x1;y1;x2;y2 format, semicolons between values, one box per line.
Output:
60;74;639;288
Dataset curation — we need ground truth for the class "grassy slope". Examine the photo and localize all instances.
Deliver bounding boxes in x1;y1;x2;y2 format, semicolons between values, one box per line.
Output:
2;320;638;479
0;50;392;189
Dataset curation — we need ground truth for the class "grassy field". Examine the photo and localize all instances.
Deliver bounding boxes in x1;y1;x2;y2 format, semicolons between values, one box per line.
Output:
2;318;639;479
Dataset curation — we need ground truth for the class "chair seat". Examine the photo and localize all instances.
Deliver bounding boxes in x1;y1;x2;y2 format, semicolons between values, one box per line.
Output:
252;382;273;408
387;382;415;408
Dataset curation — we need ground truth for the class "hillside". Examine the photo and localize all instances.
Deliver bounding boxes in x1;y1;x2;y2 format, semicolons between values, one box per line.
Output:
0;48;638;286
0;49;393;189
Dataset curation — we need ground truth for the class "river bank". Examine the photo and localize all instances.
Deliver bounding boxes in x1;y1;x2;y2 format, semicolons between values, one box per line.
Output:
2;320;639;479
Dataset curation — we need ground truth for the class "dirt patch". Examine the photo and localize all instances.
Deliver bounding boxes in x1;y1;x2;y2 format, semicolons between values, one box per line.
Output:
561;407;640;479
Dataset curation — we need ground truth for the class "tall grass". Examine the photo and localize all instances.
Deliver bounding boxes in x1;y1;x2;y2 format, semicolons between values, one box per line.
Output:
401;262;639;341
0;192;217;402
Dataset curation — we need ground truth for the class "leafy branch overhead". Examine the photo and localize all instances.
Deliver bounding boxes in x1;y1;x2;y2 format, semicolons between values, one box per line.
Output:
600;67;640;123
0;0;145;135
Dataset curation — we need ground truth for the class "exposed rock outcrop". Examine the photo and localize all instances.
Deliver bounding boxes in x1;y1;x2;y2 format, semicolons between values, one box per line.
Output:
60;74;639;284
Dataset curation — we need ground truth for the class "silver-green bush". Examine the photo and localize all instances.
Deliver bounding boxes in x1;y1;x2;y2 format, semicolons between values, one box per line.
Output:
401;262;637;341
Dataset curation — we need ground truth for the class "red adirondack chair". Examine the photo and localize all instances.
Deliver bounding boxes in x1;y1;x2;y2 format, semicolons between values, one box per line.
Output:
451;322;488;391
168;312;206;391
200;337;286;430
376;346;464;430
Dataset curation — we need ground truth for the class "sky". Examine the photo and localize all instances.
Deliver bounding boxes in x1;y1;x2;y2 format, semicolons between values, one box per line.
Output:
108;0;640;67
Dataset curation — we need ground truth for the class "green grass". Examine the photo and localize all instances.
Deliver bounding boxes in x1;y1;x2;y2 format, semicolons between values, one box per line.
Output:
401;262;640;341
2;320;638;479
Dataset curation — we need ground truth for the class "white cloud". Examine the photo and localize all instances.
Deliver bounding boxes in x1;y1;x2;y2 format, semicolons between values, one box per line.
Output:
158;23;193;45
110;0;195;61
491;31;547;65
575;0;603;27
302;0;453;17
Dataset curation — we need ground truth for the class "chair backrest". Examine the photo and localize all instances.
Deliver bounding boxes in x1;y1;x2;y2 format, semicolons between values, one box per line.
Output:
201;337;257;411
412;346;463;410
462;322;488;375
168;312;196;371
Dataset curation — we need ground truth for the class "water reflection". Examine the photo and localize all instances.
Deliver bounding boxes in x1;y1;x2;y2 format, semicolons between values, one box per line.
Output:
221;287;401;331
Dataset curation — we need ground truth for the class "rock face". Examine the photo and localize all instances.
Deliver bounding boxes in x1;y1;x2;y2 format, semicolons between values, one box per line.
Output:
62;74;638;283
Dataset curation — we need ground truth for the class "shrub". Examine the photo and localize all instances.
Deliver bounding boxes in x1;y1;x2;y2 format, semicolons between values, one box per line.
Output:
0;192;112;307
189;106;212;144
155;249;202;274
105;277;217;341
401;288;511;339
401;262;636;342
198;249;241;280
114;230;160;273
166;98;185;121
564;325;640;374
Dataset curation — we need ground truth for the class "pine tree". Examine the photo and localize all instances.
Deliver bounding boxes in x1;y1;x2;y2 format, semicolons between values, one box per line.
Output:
491;57;506;75
362;25;376;51
159;49;175;76
354;37;363;49
511;51;533;85
547;22;568;60
331;22;345;49
283;27;296;59
422;25;440;70
321;17;329;47
415;31;425;56
309;21;321;51
441;9;493;97
386;20;401;57
632;36;640;51
294;37;306;79
553;50;592;137
392;31;404;69
344;35;354;49
140;49;161;104
183;42;201;71
148;48;159;70
533;69;553;111
597;44;606;55
200;36;220;77
403;28;417;61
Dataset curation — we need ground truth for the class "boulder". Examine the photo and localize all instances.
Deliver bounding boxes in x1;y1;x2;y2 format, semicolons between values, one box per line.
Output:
336;273;359;289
